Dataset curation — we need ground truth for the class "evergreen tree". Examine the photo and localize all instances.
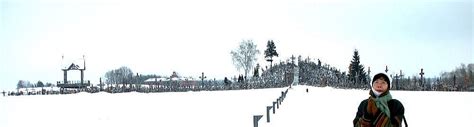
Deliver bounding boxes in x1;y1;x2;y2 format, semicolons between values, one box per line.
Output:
45;82;53;87
17;80;26;89
36;81;44;87
264;40;279;69
348;49;368;87
469;64;474;87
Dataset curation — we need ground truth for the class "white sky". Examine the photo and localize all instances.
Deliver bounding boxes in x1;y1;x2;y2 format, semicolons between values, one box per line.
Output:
1;0;473;90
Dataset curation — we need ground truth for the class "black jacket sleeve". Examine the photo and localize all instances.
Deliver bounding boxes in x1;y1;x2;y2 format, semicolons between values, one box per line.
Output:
388;99;405;126
353;99;368;126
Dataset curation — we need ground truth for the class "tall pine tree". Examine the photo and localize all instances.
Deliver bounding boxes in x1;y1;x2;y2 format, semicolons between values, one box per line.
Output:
264;40;279;69
348;49;368;87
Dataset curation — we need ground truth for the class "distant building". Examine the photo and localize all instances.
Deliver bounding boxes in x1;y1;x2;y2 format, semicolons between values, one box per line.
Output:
143;71;198;90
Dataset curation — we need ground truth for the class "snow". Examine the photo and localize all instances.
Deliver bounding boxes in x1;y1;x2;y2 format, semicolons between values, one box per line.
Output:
1;85;473;127
144;77;168;82
260;86;474;127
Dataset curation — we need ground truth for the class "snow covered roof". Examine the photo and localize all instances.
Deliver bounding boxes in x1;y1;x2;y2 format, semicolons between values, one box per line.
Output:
144;77;169;82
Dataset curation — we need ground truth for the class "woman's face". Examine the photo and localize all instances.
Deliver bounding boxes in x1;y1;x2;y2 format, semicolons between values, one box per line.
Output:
373;78;388;93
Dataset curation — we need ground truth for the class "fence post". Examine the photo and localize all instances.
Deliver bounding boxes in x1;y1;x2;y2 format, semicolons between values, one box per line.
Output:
266;106;272;122
253;115;263;127
272;102;277;114
276;99;280;109
278;97;282;105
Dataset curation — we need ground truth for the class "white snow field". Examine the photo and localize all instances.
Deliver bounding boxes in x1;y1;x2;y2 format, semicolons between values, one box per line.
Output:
260;86;474;127
1;85;473;127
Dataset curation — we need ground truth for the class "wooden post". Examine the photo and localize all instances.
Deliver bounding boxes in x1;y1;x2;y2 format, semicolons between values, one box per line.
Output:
399;70;404;90
278;97;282;105
253;115;263;127
266;106;272;122
420;68;425;90
272;102;277;114
276;99;280;109
63;70;68;85
199;72;207;88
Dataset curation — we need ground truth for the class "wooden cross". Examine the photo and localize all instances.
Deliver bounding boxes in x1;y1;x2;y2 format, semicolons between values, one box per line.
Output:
290;55;296;65
398;70;404;89
420;68;425;89
199;72;207;86
394;74;399;89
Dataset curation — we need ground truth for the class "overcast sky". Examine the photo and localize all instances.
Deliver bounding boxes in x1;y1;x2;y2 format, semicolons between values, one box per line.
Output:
1;0;472;90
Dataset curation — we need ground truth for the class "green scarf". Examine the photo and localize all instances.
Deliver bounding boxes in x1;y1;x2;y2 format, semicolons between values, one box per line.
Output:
373;91;392;118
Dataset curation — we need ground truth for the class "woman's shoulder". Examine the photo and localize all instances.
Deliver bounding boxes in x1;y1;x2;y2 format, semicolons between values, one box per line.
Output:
358;98;368;103
358;99;369;107
388;99;404;106
388;99;405;112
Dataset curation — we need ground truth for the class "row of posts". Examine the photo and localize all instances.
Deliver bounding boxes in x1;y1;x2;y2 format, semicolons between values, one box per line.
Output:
253;88;290;127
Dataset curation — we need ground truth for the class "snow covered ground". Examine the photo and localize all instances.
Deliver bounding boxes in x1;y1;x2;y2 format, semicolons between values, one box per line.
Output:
260;86;474;127
1;85;473;127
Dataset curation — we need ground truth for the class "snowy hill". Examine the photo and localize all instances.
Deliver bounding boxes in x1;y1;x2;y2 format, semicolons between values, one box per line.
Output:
1;85;473;127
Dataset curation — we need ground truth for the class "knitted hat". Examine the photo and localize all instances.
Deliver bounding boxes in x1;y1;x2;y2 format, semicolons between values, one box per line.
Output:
371;73;391;89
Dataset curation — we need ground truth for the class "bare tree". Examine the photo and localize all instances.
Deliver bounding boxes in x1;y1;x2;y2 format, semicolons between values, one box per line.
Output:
230;40;260;78
105;66;133;85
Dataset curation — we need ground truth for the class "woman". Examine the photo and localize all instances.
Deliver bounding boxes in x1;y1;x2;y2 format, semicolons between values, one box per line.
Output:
353;73;406;127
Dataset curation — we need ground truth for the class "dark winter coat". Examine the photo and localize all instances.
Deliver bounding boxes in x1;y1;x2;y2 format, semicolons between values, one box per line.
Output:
353;91;405;127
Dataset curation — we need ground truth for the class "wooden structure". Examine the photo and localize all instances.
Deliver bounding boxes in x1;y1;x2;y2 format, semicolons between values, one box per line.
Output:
57;55;90;89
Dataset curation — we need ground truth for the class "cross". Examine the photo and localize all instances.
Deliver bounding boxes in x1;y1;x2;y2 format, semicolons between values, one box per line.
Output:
419;68;425;90
199;72;207;86
394;74;399;89
290;55;296;65
398;70;404;89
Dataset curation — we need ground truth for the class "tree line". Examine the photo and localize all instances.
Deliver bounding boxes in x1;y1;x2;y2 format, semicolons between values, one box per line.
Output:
17;80;54;89
100;39;472;91
12;39;471;92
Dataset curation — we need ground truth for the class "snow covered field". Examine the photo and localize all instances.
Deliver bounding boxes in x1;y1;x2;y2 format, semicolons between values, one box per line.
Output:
1;85;473;127
261;86;474;127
